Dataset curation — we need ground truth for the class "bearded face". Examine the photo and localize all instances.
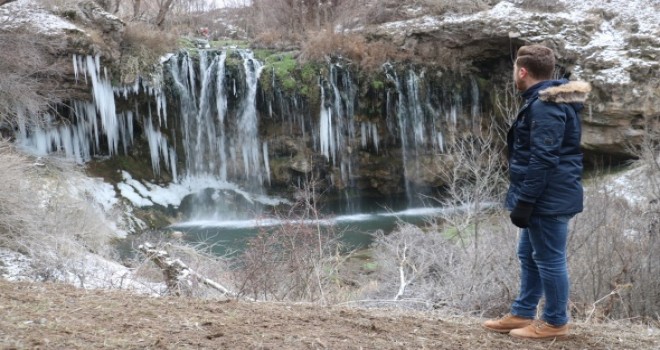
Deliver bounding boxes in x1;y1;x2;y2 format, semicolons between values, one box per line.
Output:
513;63;525;91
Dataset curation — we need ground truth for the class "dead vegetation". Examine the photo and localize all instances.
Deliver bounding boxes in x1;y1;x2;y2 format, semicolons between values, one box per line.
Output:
0;26;68;128
0;278;658;350
118;21;177;83
0;140;120;287
298;31;412;70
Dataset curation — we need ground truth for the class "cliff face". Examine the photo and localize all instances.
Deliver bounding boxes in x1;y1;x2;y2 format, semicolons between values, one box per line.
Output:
363;0;660;161
4;0;658;206
0;0;124;102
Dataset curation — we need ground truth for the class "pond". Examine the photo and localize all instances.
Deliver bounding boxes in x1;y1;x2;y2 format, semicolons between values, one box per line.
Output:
168;192;447;256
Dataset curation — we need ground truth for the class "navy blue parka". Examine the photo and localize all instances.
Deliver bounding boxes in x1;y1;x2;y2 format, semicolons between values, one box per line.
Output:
505;79;591;216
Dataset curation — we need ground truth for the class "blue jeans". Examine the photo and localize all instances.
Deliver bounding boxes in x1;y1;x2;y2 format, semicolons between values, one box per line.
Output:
511;214;573;326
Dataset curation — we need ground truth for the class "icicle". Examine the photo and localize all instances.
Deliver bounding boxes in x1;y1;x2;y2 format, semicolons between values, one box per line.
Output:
319;84;335;162
371;123;379;153
361;122;367;149
471;77;480;119
449;104;458;126
169;146;178;182
263;141;271;185
437;132;444;153
406;69;425;145
73;54;78;83
143;116;172;177
86;55;120;156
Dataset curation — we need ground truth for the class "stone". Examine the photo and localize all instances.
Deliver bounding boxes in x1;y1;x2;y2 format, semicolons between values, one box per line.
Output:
363;0;660;160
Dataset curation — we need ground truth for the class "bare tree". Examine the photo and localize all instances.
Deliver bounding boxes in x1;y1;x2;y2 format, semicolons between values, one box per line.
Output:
429;82;512;265
0;28;67;128
233;177;350;303
155;0;177;27
0;0;17;7
132;0;140;18
248;0;348;37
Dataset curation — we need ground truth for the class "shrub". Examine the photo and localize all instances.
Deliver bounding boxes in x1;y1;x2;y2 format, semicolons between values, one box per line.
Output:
0;141;120;287
568;178;659;321
0;27;67;127
300;31;411;71
568;118;660;322
232;180;351;303
118;22;177;83
364;217;519;314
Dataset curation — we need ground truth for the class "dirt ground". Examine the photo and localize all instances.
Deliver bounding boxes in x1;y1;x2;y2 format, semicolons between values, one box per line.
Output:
0;280;658;350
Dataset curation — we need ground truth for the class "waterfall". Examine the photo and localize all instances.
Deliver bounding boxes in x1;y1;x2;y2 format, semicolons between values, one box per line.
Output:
385;65;413;199
317;63;358;187
15;48;491;219
384;64;478;202
165;49;268;188
237;50;266;186
216;51;228;181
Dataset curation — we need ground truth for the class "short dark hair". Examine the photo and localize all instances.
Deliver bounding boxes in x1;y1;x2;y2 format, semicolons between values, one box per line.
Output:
516;45;555;80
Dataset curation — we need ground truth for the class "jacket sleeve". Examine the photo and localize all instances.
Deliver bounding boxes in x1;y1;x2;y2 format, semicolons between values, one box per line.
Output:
517;102;567;203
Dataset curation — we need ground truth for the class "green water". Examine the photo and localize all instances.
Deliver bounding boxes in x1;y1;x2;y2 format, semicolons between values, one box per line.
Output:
168;207;441;256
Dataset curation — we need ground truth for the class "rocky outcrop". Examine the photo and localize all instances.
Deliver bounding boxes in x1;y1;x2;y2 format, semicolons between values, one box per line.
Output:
0;0;124;101
364;0;660;160
75;0;125;58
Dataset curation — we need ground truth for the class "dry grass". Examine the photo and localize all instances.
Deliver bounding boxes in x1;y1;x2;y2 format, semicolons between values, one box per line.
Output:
0;28;67;125
0;140;119;286
0;278;657;349
118;22;177;83
300;31;411;70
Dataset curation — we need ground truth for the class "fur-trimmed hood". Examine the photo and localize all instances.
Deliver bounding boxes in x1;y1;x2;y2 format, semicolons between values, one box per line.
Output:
538;81;591;104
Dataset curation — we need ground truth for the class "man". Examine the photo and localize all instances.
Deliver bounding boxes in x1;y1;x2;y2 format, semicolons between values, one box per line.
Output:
482;44;591;339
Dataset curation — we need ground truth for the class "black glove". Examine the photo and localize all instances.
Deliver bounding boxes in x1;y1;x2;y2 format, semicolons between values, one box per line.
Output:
510;201;534;228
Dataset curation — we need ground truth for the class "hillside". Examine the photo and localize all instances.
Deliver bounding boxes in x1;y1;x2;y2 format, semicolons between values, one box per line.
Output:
1;279;657;349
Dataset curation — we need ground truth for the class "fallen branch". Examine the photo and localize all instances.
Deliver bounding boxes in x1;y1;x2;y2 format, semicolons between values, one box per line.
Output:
584;283;632;323
138;242;250;300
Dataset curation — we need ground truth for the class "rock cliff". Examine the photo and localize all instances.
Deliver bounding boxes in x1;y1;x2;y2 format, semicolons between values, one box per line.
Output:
364;0;660;161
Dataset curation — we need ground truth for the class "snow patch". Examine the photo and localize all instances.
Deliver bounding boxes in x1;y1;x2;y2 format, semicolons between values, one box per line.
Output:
376;0;660;87
0;248;33;281
603;165;650;206
117;171;288;209
0;0;80;34
0;247;165;295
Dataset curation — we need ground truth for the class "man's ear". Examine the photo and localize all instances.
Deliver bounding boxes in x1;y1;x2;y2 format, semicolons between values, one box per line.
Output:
518;66;528;79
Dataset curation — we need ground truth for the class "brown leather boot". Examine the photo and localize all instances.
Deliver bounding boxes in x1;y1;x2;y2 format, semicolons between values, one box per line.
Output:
482;314;534;333
509;320;569;339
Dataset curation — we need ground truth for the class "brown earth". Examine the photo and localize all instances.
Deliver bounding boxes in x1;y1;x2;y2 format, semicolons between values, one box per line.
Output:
0;279;658;350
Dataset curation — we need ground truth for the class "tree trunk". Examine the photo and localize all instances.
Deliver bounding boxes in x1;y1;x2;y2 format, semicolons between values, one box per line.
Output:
138;242;246;299
0;0;17;7
113;0;121;14
132;0;141;20
155;0;176;28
